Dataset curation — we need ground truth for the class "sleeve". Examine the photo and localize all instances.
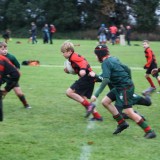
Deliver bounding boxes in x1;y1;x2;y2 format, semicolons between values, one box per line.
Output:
94;78;110;97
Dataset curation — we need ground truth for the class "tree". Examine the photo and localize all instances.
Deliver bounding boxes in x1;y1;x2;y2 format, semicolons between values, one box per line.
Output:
130;0;159;32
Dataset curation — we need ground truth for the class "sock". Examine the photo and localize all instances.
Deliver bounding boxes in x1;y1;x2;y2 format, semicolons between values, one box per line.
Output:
137;118;152;133
81;99;90;108
18;95;28;107
113;113;125;125
92;111;101;118
146;77;155;88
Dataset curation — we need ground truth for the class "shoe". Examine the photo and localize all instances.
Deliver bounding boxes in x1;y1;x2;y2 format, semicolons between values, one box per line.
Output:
25;105;31;109
144;131;156;139
142;87;156;96
85;103;96;118
113;121;129;134
90;117;103;121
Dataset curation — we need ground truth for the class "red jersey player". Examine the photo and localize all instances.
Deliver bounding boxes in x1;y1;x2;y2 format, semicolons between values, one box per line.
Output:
60;41;103;121
142;40;160;95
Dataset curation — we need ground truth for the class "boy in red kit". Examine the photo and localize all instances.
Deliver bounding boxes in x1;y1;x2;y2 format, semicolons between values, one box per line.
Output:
60;41;102;121
142;40;160;95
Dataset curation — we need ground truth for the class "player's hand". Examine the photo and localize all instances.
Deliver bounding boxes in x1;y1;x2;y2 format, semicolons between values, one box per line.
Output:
89;71;96;77
0;90;8;99
151;68;158;76
91;95;97;102
143;65;148;69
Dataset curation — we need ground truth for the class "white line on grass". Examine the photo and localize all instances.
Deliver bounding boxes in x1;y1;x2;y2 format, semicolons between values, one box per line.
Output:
39;64;143;70
79;101;98;160
79;121;95;160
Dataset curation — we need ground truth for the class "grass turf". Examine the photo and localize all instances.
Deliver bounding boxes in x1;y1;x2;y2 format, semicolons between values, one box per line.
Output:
0;38;160;160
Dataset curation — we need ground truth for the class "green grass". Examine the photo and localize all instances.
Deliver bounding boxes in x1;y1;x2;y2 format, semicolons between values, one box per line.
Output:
0;38;160;160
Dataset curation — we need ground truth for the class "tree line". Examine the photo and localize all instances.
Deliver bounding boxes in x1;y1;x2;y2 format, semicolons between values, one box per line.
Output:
0;0;159;34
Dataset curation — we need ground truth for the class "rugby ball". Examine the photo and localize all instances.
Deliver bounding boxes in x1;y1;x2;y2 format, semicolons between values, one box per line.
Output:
64;59;76;74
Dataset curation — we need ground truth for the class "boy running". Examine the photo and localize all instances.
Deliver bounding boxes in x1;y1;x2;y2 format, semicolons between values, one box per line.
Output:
142;40;160;95
0;42;31;109
90;44;156;139
60;41;102;121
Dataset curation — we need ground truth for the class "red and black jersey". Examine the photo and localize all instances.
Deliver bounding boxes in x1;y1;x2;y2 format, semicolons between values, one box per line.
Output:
144;47;157;68
69;52;92;76
0;55;20;92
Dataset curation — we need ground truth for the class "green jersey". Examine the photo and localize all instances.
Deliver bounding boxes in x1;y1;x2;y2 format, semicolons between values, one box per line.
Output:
5;53;20;69
102;56;133;89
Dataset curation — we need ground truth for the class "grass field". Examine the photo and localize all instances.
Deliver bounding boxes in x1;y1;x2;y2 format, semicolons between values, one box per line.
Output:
0;38;160;160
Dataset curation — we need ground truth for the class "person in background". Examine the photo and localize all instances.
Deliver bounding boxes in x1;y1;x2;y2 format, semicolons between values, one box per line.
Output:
2;29;11;43
109;24;118;45
125;25;131;46
49;24;56;44
0;42;31;109
119;24;126;46
90;44;156;139
0;44;20;121
142;40;160;95
97;24;108;44
60;41;103;121
42;24;50;44
30;22;38;44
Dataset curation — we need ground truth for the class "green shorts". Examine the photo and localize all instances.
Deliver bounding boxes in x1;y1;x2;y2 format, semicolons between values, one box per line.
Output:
107;85;134;109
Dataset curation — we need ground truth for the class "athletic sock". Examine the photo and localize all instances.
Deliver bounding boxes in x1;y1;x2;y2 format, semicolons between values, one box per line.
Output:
137;118;152;133
18;95;28;107
146;77;156;88
81;99;90;108
113;113;125;125
92;111;101;119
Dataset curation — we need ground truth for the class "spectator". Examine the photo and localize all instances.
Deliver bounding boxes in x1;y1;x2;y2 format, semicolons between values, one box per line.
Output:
49;24;56;44
109;24;118;45
125;25;131;46
30;22;38;44
2;29;11;43
119;24;126;46
42;24;50;44
97;24;108;44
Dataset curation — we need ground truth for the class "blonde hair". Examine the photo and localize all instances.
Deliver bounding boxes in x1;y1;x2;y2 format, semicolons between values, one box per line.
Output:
61;41;74;53
0;42;7;48
143;40;149;44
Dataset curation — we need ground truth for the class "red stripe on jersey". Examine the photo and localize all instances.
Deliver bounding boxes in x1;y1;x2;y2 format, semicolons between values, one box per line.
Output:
0;64;4;71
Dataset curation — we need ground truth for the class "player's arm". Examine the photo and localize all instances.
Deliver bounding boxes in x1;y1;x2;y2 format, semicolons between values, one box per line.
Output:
2;61;20;93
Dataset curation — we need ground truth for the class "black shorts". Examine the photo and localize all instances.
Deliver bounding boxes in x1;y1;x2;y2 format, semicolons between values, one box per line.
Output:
146;63;158;76
70;75;95;99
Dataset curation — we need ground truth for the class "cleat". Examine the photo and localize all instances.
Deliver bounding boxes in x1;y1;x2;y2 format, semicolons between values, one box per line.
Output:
142;87;156;96
113;121;129;134
85;103;96;118
144;131;156;139
25;105;32;109
90;117;103;121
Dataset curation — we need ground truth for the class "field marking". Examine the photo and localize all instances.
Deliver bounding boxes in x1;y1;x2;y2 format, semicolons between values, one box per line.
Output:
38;64;143;70
79;121;96;160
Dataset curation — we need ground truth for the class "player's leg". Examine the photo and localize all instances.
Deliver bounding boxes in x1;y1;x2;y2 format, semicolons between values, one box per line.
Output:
13;86;31;109
102;93;129;134
124;108;156;138
66;76;96;117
